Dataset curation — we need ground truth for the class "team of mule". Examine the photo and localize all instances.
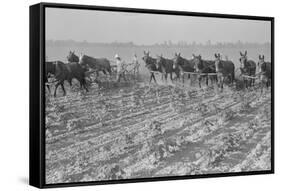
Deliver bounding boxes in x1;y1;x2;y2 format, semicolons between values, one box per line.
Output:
45;50;271;96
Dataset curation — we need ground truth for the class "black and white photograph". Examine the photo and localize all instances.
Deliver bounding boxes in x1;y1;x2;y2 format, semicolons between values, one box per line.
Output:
42;4;273;186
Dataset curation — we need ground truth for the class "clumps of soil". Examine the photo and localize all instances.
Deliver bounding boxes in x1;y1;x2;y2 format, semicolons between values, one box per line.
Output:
91;164;127;181
205;133;241;167
247;117;260;131
46;167;68;184
138;121;186;166
54;104;66;113
66;118;83;131
186;90;198;99
217;109;235;125
258;105;271;121
234;79;246;91
131;93;145;107
238;94;252;112
149;137;184;165
119;131;135;146
148;120;164;136
231;132;271;172
195;102;209;116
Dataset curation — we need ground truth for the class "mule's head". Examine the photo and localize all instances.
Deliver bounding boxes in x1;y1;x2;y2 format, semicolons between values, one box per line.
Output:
67;51;79;62
214;53;222;72
192;54;202;72
142;51;151;65
239;50;248;68
156;54;164;69
257;55;265;73
78;54;88;70
173;53;181;69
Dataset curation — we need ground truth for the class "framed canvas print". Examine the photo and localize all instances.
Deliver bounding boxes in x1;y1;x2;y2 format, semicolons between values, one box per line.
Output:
29;2;274;188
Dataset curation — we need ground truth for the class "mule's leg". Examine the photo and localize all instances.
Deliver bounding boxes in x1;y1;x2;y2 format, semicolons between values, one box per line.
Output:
152;73;157;83
123;73;127;82
84;80;89;92
176;72;180;82
249;78;252;88
215;75;218;85
107;67;112;76
45;77;51;94
54;80;64;97
243;78;247;89
217;75;221;90
267;78;271;89
210;76;215;86
161;73;164;82
83;79;89;92
54;82;60;97
259;78;264;94
47;84;51;94
78;78;84;90
190;74;193;86
149;73;153;83
116;73;121;82
206;75;209;87
170;72;173;82
61;83;66;96
68;79;72;87
198;76;202;88
221;76;225;92
80;79;89;92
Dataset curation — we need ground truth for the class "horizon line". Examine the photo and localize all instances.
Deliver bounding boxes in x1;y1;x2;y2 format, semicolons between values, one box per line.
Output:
46;39;271;46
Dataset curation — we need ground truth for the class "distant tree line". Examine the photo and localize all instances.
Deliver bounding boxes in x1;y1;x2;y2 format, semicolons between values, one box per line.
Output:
46;39;270;49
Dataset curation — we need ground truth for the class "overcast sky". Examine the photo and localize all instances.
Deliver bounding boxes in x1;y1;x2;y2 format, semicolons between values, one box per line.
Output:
46;7;271;45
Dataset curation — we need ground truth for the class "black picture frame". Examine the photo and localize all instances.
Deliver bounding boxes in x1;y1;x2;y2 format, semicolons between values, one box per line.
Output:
30;2;274;189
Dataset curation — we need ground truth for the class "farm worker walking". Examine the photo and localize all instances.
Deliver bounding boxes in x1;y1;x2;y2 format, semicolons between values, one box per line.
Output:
132;54;140;75
115;54;127;82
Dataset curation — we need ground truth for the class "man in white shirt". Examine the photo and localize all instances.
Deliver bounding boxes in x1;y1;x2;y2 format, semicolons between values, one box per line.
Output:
115;54;127;82
132;54;140;75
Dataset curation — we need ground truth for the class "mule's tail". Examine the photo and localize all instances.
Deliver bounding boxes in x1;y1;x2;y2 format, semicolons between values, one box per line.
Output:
232;66;235;83
107;66;112;75
106;59;112;75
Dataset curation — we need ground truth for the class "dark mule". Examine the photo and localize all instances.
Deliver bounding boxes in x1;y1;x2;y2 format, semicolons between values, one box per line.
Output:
192;54;217;88
156;55;180;83
67;50;80;62
142;51;159;83
239;51;256;88
45;61;88;97
214;53;235;91
79;54;111;77
257;55;271;93
172;53;195;84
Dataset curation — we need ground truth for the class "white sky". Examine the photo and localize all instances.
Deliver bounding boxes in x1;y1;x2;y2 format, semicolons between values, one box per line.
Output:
46;7;271;45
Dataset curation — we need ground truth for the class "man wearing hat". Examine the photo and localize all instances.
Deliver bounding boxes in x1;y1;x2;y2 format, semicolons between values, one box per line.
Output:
115;54;127;82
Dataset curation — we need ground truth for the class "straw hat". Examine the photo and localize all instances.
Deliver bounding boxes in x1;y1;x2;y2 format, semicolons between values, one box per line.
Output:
115;54;120;59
